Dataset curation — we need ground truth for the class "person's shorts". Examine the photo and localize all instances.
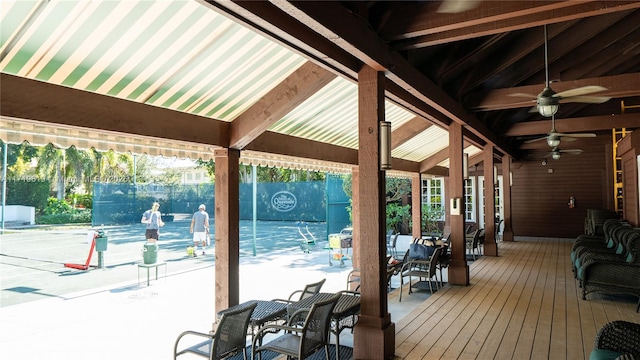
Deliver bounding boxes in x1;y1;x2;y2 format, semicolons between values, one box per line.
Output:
193;232;207;243
145;229;159;240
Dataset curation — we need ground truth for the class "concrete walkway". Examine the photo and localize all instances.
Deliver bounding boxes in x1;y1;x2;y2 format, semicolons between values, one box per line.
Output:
0;226;430;359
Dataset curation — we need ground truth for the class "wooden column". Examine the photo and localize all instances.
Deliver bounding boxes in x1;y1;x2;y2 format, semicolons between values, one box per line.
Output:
351;167;360;269
502;156;514;241
214;148;240;313
412;173;422;238
483;144;498;256
353;65;395;360
448;122;470;285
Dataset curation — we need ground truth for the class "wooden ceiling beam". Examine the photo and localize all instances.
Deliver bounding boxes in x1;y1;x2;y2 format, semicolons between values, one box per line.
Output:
0;73;229;146
270;0;514;157
229;61;336;149
456;21;576;97
382;1;576;41
391;117;433;149
392;1;640;48
245;131;421;173
202;0;361;80
470;73;640;111
504;113;640;137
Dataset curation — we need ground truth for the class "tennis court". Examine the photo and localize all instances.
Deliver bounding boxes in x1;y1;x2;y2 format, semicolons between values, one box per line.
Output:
0;219;331;307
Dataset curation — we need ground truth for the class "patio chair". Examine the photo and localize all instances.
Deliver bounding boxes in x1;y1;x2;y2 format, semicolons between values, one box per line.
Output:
466;229;481;260
276;278;326;303
174;301;257;360
387;232;399;257
252;293;340;360
589;320;640;360
399;246;443;302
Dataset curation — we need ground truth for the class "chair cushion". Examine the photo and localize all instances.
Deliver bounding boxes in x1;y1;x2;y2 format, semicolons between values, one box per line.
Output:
589;349;626;360
409;243;435;260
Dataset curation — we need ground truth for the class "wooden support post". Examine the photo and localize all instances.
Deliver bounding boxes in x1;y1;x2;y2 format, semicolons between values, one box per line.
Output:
353;65;395;360
214;148;240;313
448;122;469;285
412;173;422;238
483;144;498;256
502;156;515;241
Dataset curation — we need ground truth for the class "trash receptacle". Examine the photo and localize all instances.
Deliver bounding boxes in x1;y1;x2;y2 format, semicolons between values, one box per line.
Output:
143;243;158;264
95;230;108;252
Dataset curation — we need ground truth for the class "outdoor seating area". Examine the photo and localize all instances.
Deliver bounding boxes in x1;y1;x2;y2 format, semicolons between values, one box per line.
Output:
398;236;449;302
589;320;640;360
173;279;360;360
571;214;640;312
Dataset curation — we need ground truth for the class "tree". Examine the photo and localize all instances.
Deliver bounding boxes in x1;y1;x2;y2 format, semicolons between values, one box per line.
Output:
0;141;38;179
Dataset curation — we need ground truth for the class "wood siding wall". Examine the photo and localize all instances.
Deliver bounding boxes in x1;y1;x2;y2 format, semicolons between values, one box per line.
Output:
510;134;612;238
619;131;640;227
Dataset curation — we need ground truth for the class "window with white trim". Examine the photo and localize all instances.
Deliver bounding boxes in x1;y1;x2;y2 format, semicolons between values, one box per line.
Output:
422;177;445;218
464;178;475;222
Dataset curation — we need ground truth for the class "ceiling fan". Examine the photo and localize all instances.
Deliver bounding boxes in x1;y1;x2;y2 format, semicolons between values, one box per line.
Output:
524;115;595;148
526;146;583;161
508;25;611;117
547;147;583;160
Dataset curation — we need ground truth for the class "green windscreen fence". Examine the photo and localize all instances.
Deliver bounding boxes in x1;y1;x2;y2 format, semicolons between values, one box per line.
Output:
93;178;351;230
326;174;351;235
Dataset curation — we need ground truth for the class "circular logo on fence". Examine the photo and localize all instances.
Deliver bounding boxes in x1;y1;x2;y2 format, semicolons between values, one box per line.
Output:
271;191;297;212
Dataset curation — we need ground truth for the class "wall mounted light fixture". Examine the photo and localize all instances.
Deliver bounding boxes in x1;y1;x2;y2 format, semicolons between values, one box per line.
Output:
380;121;392;170
463;153;469;179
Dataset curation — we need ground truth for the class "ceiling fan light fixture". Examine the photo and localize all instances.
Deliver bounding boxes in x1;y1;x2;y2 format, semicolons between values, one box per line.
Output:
537;87;559;117
552;152;561;160
547;137;560;148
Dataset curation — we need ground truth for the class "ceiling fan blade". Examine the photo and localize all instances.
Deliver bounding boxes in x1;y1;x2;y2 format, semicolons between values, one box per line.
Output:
555;85;607;98
437;0;482;13
558;95;611;104
523;136;548;144
555;133;596;138
508;93;538;99
561;149;583;155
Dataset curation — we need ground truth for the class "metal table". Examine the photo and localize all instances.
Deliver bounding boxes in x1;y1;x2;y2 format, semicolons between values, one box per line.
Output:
287;291;360;360
217;299;288;338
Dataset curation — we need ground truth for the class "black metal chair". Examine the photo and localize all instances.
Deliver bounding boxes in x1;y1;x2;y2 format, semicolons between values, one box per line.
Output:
174;301;257;360
590;320;640;360
274;278;326;304
466;229;481;260
252;293;341;360
399;246;443;302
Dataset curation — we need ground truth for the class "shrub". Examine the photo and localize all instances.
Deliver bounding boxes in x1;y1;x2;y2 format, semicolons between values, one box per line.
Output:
7;179;50;211
37;209;92;224
42;197;73;215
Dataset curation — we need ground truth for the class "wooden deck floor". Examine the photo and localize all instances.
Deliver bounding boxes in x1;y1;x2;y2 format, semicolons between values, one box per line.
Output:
391;237;640;360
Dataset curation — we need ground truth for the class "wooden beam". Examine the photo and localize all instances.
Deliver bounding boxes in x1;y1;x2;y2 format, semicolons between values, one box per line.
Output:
229;61;336;149
391;116;433;149
202;0;361;80
267;1;514;157
214;148;240;313
0;73;229;146
471;73;640;111
391;1;640;48
381;1;580;41
504;113;640;137
353;65;395;360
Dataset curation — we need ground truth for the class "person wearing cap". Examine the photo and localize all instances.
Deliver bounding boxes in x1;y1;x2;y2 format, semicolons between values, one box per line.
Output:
189;204;210;257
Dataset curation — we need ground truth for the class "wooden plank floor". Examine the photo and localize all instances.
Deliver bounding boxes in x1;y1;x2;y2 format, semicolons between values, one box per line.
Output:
392;237;640;360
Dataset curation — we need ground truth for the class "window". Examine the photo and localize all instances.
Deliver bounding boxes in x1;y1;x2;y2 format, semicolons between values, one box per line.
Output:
422;177;445;216
464;178;475;222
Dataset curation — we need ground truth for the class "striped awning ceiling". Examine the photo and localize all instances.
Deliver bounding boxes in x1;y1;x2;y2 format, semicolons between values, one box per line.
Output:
0;0;454;171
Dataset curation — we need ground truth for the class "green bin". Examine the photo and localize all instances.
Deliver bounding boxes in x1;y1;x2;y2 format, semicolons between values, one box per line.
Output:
95;231;108;252
143;243;158;264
